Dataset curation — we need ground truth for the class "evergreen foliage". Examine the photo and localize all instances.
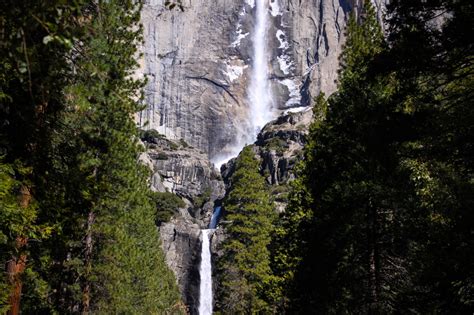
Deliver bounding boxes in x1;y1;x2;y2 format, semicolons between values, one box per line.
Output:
152;191;185;225
281;0;473;313
1;0;182;313
216;146;276;314
0;1;85;312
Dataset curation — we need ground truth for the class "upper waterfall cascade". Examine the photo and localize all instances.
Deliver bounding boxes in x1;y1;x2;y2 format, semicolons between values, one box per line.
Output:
249;0;274;137
211;0;276;168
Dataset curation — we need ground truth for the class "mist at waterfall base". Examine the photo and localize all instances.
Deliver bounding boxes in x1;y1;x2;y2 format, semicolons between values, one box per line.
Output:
211;0;275;170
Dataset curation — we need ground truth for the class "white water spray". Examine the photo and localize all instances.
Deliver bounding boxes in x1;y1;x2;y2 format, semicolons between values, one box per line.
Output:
249;0;273;137
199;229;213;315
211;0;274;169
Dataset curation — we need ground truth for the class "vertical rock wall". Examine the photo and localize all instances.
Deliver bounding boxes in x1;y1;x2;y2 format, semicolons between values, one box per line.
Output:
138;0;387;311
269;0;387;106
138;0;386;160
138;0;247;159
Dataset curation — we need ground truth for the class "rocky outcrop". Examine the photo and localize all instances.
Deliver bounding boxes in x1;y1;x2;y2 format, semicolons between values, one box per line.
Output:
221;108;313;215
160;215;202;314
138;0;386;159
146;136;224;215
257;108;312;182
142;134;225;313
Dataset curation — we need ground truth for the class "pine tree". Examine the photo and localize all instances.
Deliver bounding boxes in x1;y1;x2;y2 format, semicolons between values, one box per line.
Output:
282;2;410;313
1;0;182;313
383;0;474;311
282;0;474;313
34;1;182;312
0;1;85;312
271;94;327;312
216;146;276;314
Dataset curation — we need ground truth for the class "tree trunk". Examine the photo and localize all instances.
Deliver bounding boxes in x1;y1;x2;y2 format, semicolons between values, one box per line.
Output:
6;185;31;315
82;210;95;315
367;205;381;313
6;237;28;315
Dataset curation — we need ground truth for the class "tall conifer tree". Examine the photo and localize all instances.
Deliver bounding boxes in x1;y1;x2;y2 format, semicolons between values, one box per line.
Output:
40;1;181;312
216;146;276;313
282;0;473;313
0;1;85;312
282;2;409;313
1;1;182;313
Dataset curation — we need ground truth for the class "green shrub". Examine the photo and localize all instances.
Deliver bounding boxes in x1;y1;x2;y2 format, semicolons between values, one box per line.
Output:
169;141;179;151
194;187;211;208
179;138;189;148
264;137;288;154
151;192;185;225
156;152;168;160
139;129;165;143
270;184;289;195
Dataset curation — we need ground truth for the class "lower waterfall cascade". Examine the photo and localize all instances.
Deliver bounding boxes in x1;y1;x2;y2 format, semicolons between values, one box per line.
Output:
198;229;213;315
198;205;222;314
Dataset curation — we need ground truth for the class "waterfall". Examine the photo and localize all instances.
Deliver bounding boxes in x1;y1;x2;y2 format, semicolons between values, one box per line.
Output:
211;0;274;169
199;204;222;314
200;1;274;310
209;206;222;229
198;229;213;315
249;0;273;137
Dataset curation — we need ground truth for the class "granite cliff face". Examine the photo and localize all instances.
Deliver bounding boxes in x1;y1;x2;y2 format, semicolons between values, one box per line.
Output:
138;0;386;161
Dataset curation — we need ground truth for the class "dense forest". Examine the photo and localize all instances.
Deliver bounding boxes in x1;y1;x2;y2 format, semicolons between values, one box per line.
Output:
1;0;472;314
216;0;473;314
0;0;182;313
281;0;473;312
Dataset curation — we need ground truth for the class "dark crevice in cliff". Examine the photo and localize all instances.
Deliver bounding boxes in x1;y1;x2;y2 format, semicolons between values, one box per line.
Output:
185;76;240;105
315;0;325;64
